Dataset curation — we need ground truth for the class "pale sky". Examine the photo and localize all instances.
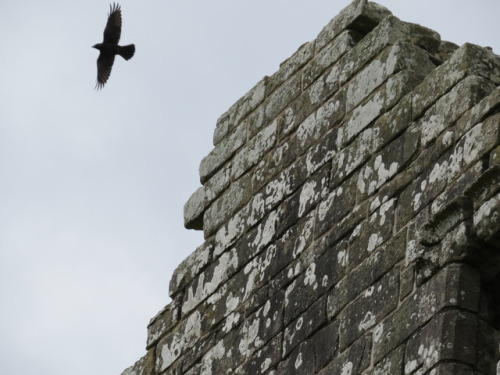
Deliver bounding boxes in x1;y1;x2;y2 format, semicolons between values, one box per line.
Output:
1;1;499;375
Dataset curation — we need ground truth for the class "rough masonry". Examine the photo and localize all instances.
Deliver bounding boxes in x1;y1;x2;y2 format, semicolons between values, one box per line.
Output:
122;1;500;374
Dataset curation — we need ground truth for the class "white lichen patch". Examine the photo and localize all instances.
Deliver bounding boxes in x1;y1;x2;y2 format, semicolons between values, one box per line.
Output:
299;180;318;217
374;322;384;343
473;193;500;239
263;299;271;317
296;316;304;331
359;311;376;331
294;352;303;369
341;361;354;375
310;78;326;104
304;263;317;289
367;233;382;252
378;198;395;226
201;339;226;375
158;311;202;372
261;358;272;372
404;359;419;375
297;113;318;148
338;249;348;267
252;210;279;252
369;156;399;194
419;342;440;370
222;312;240;333
225;292;240;315
421;114;445;146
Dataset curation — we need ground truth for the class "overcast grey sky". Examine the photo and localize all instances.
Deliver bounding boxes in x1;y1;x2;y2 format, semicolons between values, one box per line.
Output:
1;1;499;375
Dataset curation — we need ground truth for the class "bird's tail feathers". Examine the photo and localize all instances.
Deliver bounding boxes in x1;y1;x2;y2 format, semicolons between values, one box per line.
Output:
119;44;135;60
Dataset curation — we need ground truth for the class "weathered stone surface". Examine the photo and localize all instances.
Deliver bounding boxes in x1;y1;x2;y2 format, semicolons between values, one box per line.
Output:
338;268;399;350
419;75;496;147
183;186;206;230
372;264;480;363
412;43;500;119
120;349;155;375
122;2;500;375
268;41;315;94
200;122;246;183
155;311;203;373
316;0;391;51
404;310;479;374
283;297;327;356
318;334;372;375
233;334;282;375
231;120;278;180
169;242;213;297
203;173;253;236
373;347;403;375
214;78;267;144
474;192;500;247
303;30;362;89
328;230;406;319
147;302;179;349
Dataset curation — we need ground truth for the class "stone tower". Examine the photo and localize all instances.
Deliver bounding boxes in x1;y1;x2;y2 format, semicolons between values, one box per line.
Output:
122;1;500;374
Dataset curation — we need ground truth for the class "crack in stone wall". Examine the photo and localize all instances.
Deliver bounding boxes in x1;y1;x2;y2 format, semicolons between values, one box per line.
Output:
121;0;500;374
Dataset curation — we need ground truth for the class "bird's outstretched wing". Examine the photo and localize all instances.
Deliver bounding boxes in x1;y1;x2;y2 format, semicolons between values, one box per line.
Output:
103;3;122;45
96;54;115;90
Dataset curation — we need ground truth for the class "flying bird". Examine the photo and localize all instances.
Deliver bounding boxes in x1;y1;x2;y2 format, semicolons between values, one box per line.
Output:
92;3;135;89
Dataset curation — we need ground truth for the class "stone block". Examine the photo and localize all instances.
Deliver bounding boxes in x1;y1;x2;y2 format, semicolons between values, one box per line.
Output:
233;334;282;375
267;41;315;94
373;347;404;375
277;339;316;375
473;192;500;247
147;302;180;349
327;230;405;319
312;321;340;370
419;75;496;147
283;297;327;356
339;69;426;149
155;311;203;373
372;263;481;364
316;0;391;51
315;174;357;237
240;290;284;356
203;172;253;236
412;43;500;120
397;115;500;229
180;247;241;316
200;123;246;183
338;267;399;349
456;86;500;138
345;41;433;113
303;30;362;89
169;241;213;297
120;349;155;375
404;310;478;374
198;327;247;375
465;165;500;211
348;198;397;269
183;186;206;230
231;120;278;180
357;130;418;199
327;15;412;89
317;334;371;375
214;78;267;143
265;73;302;123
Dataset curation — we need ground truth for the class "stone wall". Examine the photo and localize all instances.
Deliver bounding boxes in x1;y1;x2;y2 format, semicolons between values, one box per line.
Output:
122;1;500;374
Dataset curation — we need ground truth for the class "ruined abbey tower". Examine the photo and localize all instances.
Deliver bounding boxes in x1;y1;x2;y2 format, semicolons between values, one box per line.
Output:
122;1;500;374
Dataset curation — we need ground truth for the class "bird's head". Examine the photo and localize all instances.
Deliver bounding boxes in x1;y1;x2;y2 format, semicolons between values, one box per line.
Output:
92;43;101;50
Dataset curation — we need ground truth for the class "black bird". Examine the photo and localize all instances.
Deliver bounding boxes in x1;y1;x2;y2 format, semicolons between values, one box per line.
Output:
93;3;135;89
